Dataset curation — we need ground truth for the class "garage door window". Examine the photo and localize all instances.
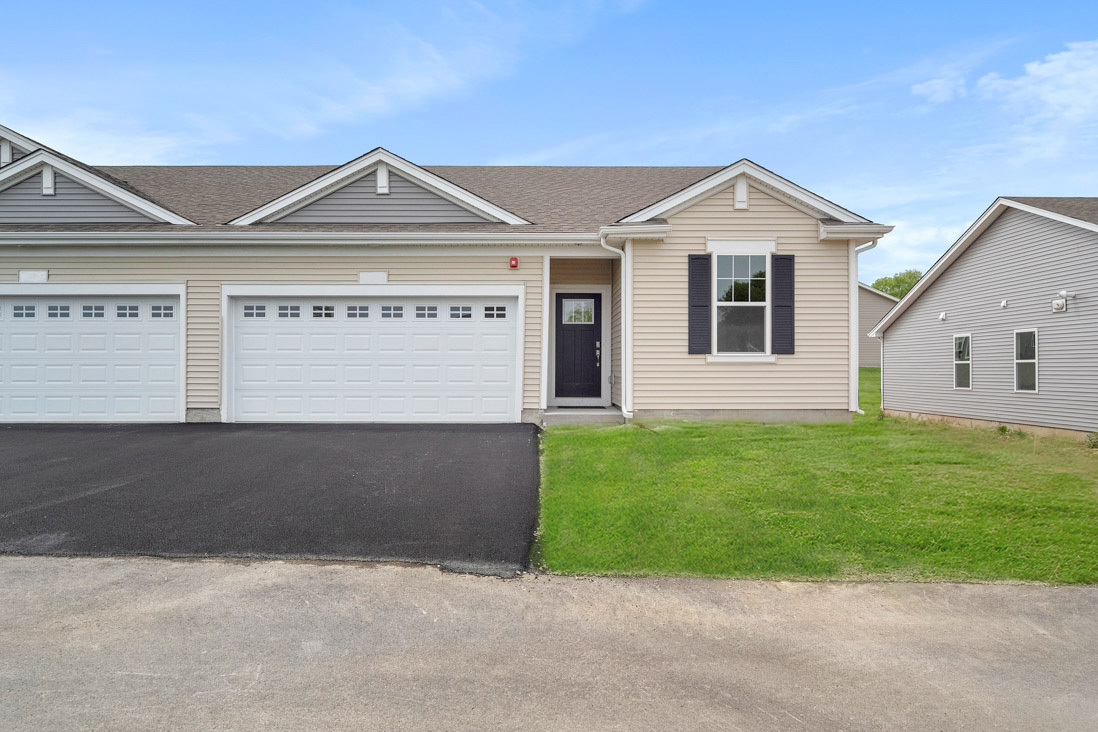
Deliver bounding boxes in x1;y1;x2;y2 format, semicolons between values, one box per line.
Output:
48;305;71;318
278;305;300;318
416;305;438;319
82;304;105;318
13;304;35;318
484;305;507;319
347;305;369;318
381;305;403;319
151;304;174;318
117;304;140;318
450;305;472;319
244;304;266;318
312;305;335;318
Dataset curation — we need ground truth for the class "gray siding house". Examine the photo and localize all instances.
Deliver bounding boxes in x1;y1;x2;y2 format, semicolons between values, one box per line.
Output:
870;197;1098;437
858;283;897;367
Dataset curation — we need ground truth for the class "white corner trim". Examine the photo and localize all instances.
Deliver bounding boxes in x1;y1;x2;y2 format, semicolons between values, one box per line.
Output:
848;239;859;412
358;271;388;284
376;162;390;195
41;164;55;195
228;148;531;225
0;139;11;166
540;255;550;410
624;239;634;414
0;150;196;224
706;237;777;254
17;269;48;283
619;159;869;224
705;354;777;364
733;176;748;210
868;197;1098;339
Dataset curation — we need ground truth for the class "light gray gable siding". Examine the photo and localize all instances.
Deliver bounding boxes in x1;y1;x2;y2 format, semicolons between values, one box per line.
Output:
0;171;154;223
859;287;895;367
11;143;28;162
882;207;1098;432
278;171;489;224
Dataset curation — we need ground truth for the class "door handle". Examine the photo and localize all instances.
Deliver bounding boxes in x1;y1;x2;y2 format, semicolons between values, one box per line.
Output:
595;340;601;368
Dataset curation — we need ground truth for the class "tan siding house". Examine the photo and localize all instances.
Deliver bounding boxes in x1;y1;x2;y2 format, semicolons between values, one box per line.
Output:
857;283;898;368
0;122;890;425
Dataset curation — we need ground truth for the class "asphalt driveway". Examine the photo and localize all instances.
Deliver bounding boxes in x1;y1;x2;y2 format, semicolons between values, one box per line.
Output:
0;423;539;572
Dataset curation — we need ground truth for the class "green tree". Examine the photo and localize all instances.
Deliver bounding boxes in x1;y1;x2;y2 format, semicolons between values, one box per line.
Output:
872;269;922;299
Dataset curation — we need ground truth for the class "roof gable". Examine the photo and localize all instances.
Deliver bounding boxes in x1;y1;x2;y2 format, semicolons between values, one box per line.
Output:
858;282;899;302
0;170;155;224
618;159;869;224
0;150;195;225
229;148;530;225
869;197;1098;337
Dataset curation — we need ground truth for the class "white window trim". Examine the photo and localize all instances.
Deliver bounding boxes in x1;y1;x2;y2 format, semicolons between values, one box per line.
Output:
1013;328;1039;394
953;333;971;390
707;240;775;358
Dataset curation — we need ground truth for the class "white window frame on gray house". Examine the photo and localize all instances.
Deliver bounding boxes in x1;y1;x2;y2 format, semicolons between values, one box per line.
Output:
707;239;775;357
1014;329;1038;393
953;334;971;390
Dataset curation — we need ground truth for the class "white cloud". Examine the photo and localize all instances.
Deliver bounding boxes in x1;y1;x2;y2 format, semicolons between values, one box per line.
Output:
4;109;200;165
861;219;969;282
911;74;967;104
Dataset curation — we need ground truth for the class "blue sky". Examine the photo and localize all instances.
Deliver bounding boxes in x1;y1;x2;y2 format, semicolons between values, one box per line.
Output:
4;1;1098;280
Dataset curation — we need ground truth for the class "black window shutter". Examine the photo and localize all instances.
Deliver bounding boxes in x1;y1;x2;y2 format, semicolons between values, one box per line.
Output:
771;254;795;354
687;254;711;354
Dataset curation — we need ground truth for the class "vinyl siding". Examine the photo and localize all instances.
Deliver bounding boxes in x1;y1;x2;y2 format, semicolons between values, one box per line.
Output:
858;287;896;367
632;184;851;410
882;207;1098;432
0;256;544;411
549;257;612;285
0;172;154;223
11;144;28;162
279;171;488;224
611;258;622;406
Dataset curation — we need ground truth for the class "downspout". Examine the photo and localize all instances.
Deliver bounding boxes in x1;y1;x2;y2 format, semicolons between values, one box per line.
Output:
600;235;633;418
850;238;880;415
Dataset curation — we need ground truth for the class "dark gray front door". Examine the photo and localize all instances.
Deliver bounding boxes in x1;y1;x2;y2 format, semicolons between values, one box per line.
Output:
555;293;601;398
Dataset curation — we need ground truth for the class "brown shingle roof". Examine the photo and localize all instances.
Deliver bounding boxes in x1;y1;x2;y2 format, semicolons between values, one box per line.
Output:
1005;197;1098;227
86;164;723;230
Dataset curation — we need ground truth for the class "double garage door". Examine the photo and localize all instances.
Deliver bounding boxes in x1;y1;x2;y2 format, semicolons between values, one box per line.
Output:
228;296;520;422
0;292;520;423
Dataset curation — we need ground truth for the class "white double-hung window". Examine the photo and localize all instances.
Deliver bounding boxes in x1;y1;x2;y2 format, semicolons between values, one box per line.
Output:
1014;329;1038;392
953;335;971;389
708;239;774;355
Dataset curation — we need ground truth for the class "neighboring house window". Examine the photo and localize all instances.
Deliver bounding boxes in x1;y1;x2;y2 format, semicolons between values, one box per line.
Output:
416;305;438;319
48;305;70;318
381;305;403;319
953;335;971;389
1015;330;1038;392
244;304;266;319
312;305;335;319
82;304;105;318
714;254;767;353
151;305;174;318
484;305;507;319
278;305;300;318
116;304;139;318
450;305;472;319
347;305;370;318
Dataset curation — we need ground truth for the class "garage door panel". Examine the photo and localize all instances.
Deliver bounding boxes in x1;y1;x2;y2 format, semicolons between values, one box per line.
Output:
0;296;182;422
231;296;519;422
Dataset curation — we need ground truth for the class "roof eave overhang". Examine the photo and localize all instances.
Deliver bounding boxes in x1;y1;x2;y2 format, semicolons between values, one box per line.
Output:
0;230;601;246
598;223;672;241
868;197;1098;338
820;221;894;246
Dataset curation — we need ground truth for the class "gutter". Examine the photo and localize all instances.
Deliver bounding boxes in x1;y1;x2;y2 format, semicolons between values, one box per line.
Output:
0;231;604;246
600;235;633;419
849;238;881;415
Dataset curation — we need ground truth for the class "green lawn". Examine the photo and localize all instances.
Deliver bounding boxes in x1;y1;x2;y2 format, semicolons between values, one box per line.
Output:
535;368;1098;583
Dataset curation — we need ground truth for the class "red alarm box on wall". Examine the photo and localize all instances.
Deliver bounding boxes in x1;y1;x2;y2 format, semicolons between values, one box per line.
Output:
509;257;519;269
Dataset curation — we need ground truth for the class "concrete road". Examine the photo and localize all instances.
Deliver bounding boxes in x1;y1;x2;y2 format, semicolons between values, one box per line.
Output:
1;557;1095;731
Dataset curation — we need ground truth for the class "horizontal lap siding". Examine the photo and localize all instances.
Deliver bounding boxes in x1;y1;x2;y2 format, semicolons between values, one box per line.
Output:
633;185;850;410
611;258;622;406
0;174;154;223
549;257;612;285
882;208;1098;432
858;288;896;367
0;256;543;411
279;172;488;224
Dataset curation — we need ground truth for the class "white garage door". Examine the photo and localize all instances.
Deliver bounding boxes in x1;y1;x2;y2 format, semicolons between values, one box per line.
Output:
0;296;183;422
229;296;520;422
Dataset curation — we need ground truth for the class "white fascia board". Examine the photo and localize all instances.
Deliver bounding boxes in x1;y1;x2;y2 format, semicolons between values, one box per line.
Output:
222;283;525;298
597;223;671;240
857;282;899;302
0;150;196;225
619;160;869;224
869;197;1098;338
820;221;894;244
0;124;44;156
0;230;600;246
228;148;531;225
0;282;185;296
